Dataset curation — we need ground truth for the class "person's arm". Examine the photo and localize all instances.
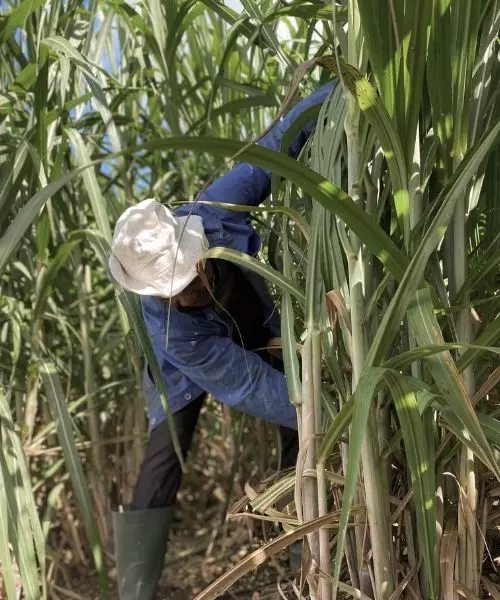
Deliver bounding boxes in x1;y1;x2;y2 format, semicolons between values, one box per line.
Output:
153;331;298;430
180;81;335;223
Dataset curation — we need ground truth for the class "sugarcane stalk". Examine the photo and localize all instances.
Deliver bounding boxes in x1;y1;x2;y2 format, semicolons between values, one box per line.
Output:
302;210;322;569
452;188;478;594
344;35;395;597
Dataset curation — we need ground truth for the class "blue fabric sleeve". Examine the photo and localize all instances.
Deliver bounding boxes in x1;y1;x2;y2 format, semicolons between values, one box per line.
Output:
160;332;298;430
191;81;335;220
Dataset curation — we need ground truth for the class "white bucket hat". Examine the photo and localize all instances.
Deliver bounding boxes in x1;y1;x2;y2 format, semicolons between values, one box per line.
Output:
109;199;209;297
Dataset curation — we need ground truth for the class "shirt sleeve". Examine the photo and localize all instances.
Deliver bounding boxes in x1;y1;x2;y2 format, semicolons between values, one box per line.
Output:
157;331;298;430
192;81;335;221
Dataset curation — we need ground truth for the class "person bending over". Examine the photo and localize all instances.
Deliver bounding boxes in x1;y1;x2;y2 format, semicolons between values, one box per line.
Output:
108;80;335;600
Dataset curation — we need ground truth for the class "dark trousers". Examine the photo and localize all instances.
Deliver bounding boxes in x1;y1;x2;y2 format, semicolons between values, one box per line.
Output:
131;394;299;510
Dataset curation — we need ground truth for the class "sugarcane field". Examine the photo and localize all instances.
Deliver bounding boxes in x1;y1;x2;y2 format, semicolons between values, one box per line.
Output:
1;0;500;599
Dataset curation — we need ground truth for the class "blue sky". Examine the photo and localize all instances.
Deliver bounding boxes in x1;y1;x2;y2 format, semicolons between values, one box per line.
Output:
226;0;243;12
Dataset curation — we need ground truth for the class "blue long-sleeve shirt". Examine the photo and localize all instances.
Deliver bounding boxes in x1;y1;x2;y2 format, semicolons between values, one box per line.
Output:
141;81;334;431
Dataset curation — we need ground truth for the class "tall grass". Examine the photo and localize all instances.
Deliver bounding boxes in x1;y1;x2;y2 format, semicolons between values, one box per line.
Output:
0;1;499;599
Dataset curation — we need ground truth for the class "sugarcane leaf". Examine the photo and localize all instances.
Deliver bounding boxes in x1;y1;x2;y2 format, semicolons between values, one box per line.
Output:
0;393;45;578
0;0;45;43
33;238;83;322
110;137;410;281
0;448;17;600
182;200;310;241
408;288;500;477
317;397;354;463
384;372;438;599
66;129;113;242
366;116;500;367
0;426;39;600
39;361;108;598
384;343;500;371
457;317;500;372
0;166;91;277
331;366;387;594
204;247;304;303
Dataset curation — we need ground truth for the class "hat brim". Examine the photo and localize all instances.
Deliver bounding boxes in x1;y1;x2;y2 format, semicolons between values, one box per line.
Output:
109;213;208;297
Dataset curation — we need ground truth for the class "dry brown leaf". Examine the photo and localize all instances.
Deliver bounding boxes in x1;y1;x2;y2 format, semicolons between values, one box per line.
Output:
481;576;500;599
387;561;421;600
193;508;364;600
454;581;481;599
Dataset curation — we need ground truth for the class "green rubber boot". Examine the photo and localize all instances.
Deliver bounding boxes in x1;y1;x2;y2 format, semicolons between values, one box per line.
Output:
112;507;173;600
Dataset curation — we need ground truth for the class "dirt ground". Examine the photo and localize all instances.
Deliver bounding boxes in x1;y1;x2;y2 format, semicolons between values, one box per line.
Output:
158;518;294;599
